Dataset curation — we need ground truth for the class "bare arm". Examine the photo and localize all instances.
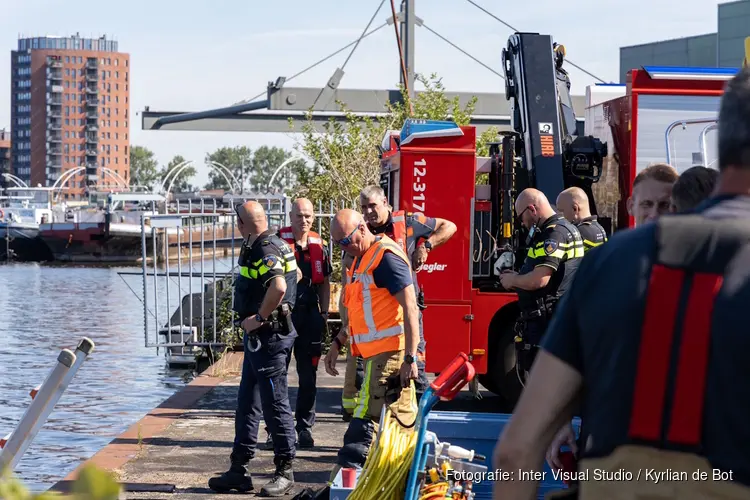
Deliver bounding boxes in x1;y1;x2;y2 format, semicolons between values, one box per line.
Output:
512;266;553;291
258;276;286;319
492;351;582;500
318;276;331;313
426;217;457;248
393;283;420;357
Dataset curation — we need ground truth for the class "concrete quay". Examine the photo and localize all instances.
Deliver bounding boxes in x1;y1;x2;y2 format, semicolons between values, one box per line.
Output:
53;352;501;499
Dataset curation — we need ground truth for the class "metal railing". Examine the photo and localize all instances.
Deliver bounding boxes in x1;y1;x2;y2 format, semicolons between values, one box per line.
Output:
0;338;94;472
134;197;353;358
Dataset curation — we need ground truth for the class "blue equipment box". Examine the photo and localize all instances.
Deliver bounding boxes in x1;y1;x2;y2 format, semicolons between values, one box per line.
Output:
425;411;581;500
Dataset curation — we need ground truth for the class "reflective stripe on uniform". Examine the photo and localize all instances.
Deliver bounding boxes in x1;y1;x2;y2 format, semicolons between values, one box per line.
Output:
342;396;358;410
583;239;604;251
353;360;373;419
239;252;297;279
526;239;584;259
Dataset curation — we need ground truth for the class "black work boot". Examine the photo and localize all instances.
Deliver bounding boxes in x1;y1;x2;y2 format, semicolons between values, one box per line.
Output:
298;429;314;449
260;457;295;497
208;462;254;493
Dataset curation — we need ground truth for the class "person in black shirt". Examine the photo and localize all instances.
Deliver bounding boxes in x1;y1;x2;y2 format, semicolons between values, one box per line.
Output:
498;188;584;390
492;67;750;500
208;201;298;497
556;186;608;253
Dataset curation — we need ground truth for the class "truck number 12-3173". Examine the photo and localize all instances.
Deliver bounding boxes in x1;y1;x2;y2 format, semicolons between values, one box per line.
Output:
413;158;427;212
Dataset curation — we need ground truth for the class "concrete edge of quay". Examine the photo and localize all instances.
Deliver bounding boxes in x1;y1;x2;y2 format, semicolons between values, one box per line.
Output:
50;350;349;494
51;351;246;493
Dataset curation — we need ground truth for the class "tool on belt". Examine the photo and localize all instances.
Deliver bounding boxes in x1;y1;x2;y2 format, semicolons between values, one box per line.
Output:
417;290;427;310
234;304;293;352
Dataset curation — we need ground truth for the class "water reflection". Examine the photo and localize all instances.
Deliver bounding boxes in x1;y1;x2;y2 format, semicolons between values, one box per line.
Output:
0;262;195;492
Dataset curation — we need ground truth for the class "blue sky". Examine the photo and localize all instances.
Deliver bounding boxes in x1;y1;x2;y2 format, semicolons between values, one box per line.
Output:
1;0;726;187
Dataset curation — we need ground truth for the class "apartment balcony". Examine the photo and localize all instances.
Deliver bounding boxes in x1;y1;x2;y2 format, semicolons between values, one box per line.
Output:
47;69;63;80
47;146;62;155
47;120;62;130
47;171;61;182
47;108;62;119
85;85;98;94
86;124;99;132
86;134;98;145
86;59;98;69
49;85;63;93
86;110;98;119
85;72;98;82
47;95;63;106
85;149;98;157
48;60;63;69
46;159;62;169
85;98;99;107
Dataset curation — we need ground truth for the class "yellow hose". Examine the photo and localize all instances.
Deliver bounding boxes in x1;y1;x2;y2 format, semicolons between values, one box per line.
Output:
347;409;419;500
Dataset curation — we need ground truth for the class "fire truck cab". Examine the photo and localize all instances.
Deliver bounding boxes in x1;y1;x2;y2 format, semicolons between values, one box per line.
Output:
379;31;737;408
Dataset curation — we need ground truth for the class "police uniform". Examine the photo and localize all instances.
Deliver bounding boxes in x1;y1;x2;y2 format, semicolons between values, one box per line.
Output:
208;229;298;495
541;195;750;498
515;213;584;376
575;215;608;253
277;227;332;446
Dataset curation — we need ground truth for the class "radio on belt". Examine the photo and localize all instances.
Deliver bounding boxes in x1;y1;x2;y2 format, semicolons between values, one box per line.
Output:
378;118;476;373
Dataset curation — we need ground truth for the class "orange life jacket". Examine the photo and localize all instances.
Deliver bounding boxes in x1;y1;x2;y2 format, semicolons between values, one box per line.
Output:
278;227;325;284
344;235;409;358
388;211;407;253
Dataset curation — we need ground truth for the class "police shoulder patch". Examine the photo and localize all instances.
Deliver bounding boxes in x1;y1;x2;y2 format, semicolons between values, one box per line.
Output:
543;239;559;255
263;254;279;268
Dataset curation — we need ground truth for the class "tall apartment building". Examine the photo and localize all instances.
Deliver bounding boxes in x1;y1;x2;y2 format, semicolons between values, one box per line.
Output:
10;34;130;199
0;129;10;190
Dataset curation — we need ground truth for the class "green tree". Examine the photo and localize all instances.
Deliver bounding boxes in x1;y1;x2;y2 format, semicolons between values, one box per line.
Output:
129;145;160;190
203;146;251;191
289;73;499;208
251;145;307;194
159;154;197;193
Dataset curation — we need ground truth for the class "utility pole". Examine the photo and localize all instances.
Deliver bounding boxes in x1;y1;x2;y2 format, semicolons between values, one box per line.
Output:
400;0;416;100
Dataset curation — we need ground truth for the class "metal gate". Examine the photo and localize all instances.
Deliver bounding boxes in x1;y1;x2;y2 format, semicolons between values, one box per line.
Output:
135;196;350;364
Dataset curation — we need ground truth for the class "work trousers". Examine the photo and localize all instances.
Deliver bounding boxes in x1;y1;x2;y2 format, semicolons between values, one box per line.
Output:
341;311;428;417
286;304;326;433
515;316;550;375
336;349;418;470
232;327;297;464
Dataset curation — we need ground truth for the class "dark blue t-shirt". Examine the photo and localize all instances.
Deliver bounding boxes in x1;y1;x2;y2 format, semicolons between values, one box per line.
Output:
541;195;750;486
371;251;413;295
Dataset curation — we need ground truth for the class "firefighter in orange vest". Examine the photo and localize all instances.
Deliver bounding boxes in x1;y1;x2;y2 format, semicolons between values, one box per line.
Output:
356;184;457;400
271;198;332;450
324;208;420;474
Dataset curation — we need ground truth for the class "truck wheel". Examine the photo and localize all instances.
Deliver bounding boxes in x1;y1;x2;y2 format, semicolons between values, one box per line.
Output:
478;319;523;410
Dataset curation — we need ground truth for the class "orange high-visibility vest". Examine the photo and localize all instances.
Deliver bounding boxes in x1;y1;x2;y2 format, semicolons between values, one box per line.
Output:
344;235;410;358
278;227;325;284
389;211;407;253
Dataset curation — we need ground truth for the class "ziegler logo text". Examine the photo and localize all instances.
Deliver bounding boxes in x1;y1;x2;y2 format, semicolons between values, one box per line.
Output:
418;263;447;273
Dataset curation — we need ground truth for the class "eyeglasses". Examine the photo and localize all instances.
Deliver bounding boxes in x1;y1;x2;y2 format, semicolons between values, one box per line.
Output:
516;206;530;223
334;225;360;247
234;204;244;225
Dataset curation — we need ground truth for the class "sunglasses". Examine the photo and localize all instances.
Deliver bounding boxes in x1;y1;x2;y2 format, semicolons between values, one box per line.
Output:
516;206;530;223
334;225;360;247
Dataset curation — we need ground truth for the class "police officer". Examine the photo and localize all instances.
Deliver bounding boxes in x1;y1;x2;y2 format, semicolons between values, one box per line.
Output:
276;198;332;448
208;200;298;497
498;188;584;386
493;67;750;500
556;186;608;253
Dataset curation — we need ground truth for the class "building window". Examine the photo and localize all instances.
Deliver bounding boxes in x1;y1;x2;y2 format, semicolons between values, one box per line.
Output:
65;56;70;63
65;119;70;125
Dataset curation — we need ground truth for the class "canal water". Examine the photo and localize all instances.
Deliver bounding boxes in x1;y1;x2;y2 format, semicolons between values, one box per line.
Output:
0;262;198;492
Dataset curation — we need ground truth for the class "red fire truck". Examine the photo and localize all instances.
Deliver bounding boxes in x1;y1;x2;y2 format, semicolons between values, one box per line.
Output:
379;32;737;407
